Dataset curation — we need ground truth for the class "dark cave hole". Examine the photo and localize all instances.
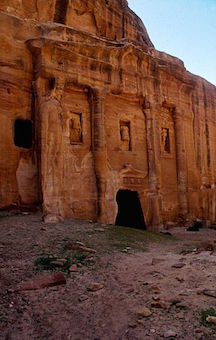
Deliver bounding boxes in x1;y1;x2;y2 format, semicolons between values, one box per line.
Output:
115;189;146;229
14;119;32;149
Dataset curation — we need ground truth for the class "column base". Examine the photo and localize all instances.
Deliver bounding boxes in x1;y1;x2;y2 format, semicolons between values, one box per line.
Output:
43;214;64;224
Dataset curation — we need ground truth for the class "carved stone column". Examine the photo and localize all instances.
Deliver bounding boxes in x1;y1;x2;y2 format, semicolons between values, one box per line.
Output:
143;101;162;230
173;109;188;217
90;89;108;223
34;77;65;223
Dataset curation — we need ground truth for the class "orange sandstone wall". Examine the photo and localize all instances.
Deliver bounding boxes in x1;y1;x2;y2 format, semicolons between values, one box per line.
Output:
0;1;216;229
0;14;39;207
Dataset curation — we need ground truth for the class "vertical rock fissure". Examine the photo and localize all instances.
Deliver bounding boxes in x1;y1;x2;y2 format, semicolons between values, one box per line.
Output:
203;84;211;169
54;0;68;24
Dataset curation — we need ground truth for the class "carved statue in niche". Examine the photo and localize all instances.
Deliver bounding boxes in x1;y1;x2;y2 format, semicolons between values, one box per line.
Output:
70;113;82;144
161;127;170;153
120;122;131;151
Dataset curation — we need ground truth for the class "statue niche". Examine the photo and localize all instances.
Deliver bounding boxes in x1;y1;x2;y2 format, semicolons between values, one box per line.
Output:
69;113;82;144
161;127;170;153
120;121;131;151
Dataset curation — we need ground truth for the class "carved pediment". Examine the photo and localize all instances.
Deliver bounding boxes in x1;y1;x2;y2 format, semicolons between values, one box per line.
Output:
120;164;147;186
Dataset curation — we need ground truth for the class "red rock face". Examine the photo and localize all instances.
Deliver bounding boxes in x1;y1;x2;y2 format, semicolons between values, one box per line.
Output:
0;0;216;230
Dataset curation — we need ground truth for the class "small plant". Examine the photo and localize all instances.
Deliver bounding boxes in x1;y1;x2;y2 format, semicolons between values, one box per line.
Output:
34;251;90;275
34;256;58;271
201;308;216;331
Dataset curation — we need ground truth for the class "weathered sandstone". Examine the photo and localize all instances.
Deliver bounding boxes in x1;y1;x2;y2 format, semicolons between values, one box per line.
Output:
0;0;216;230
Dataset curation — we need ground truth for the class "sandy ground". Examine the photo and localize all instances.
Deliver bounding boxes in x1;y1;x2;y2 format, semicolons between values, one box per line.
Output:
1;211;216;339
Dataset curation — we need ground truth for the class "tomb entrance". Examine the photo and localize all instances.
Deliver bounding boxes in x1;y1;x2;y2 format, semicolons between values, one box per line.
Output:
115;189;146;229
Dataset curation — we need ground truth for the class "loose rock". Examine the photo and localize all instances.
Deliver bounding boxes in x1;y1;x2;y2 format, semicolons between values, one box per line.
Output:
206;316;216;325
87;282;104;292
151;301;167;309
150;285;161;294
50;259;67;267
15;273;66;291
79;295;89;302
152;258;164;265
67;243;96;254
164;330;177;338
172;263;186;269
176;277;185;283
128;322;137;328
202;289;216;298
136;307;152;317
69;264;78;272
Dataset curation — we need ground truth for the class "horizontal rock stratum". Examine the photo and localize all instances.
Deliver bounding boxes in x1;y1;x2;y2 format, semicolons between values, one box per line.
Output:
0;0;216;230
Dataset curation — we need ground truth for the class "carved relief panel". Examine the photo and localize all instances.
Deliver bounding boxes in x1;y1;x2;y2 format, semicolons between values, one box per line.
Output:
120;164;147;188
161;127;171;154
69;112;82;144
120;121;131;151
159;108;175;157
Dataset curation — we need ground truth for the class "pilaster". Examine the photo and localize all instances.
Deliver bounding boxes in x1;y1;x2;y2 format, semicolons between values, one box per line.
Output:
173;109;188;217
143;100;162;230
90;88;108;223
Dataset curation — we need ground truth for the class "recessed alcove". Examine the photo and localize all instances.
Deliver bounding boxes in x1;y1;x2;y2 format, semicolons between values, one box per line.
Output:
14;119;32;149
115;189;146;229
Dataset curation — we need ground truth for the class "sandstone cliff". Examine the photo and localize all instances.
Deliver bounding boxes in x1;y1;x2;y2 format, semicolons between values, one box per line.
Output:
0;0;216;229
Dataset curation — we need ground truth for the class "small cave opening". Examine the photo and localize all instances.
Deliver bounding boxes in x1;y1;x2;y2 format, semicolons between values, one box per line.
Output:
115;190;146;229
14;119;33;149
54;0;68;24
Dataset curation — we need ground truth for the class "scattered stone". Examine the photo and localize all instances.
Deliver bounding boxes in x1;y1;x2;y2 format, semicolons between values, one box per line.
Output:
176;311;185;319
150;329;156;334
150;285;161;294
136;307;152;317
76;241;85;247
176;277;185;283
187;219;202;232
78;246;96;254
175;302;188;310
164;330;177;338
151;301;167;309
206;316;216;325
180;249;193;255
87;282;104;292
126;287;134;294
160;231;173;236
137;319;145;326
43;214;64;224
172;263;186;269
179;257;186;262
87;256;95;261
69;264;78;272
94;228;105;232
170;298;181;306
142;281;150;286
202;289;216;298
67;243;96;254
15;273;66;291
152;258;164;265
196;241;214;253
79;295;89;302
128;322;137;328
50;259;67;267
152;295;160;301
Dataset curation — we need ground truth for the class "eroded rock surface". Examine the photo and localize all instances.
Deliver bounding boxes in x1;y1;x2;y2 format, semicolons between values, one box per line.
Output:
0;0;216;229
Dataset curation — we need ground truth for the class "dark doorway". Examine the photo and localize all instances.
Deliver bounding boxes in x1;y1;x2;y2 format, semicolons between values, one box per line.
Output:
54;0;68;24
14;119;32;149
115;190;146;229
